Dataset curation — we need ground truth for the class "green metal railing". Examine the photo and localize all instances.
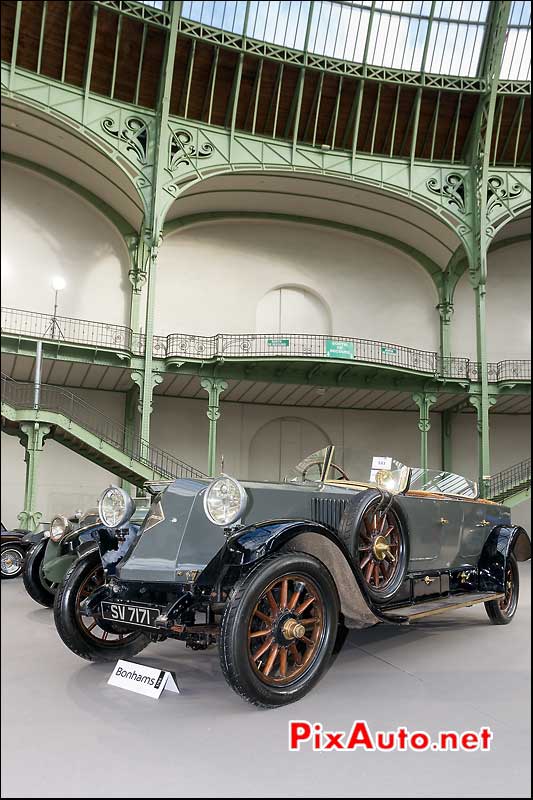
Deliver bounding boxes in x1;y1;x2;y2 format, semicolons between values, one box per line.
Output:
487;457;532;502
1;306;530;383
0;373;206;481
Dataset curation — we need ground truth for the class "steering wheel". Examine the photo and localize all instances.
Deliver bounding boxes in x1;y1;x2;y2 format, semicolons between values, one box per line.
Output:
301;461;350;482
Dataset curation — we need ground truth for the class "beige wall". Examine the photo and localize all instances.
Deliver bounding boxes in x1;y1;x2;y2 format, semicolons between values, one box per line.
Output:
1;162;130;325
155;220;440;350
452;240;531;362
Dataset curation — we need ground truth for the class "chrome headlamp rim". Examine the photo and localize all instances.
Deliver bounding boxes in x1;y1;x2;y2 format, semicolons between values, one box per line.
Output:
50;515;69;542
98;486;135;530
203;474;247;527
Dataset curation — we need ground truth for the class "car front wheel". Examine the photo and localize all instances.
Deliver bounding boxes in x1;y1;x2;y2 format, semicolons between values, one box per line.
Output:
485;554;519;625
54;550;151;662
22;538;57;606
1;543;26;579
219;552;339;708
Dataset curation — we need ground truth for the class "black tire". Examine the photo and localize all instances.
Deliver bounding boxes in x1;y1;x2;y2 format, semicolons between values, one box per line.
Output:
1;543;26;579
485;554;519;625
338;490;408;604
54;550;150;662
219;552;339;708
22;539;56;605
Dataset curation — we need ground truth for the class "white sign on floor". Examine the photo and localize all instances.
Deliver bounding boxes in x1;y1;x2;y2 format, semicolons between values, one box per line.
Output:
108;659;180;699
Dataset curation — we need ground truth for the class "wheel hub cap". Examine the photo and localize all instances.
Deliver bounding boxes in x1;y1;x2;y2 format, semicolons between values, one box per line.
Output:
282;618;306;640
372;535;390;561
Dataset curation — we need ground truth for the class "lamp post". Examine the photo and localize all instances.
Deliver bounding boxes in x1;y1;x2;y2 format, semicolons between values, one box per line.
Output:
34;276;66;409
49;275;66;339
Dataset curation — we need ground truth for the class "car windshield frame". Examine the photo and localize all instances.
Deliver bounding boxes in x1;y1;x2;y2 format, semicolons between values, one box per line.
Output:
285;446;478;499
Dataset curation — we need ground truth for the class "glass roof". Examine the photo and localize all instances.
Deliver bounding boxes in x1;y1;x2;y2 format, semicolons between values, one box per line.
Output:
178;0;531;80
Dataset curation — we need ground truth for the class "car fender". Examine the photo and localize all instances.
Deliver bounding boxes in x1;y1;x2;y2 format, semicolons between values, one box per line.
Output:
200;520;383;629
478;525;531;593
76;540;100;558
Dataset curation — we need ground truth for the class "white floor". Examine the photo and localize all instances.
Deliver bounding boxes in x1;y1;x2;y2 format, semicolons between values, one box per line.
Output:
1;566;531;799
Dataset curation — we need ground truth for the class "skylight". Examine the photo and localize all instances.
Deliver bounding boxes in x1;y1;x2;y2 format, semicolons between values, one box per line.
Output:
179;0;531;80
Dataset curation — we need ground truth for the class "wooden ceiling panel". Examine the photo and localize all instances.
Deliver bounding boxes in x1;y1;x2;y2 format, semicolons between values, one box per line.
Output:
113;16;144;105
16;0;42;73
65;1;92;89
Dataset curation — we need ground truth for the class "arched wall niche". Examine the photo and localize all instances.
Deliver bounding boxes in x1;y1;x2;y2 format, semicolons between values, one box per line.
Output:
256;284;332;335
248;417;331;481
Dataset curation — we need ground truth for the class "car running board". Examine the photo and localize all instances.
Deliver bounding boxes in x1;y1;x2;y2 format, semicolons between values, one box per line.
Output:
383;592;505;624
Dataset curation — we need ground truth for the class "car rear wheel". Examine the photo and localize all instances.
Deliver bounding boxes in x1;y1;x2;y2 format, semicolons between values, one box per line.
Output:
339;490;408;604
1;543;26;579
54;550;151;662
219;552;339;708
485;554;519;625
22;538;57;606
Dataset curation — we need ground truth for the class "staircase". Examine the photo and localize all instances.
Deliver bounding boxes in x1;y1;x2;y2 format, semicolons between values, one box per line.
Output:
1;374;206;488
487;458;531;506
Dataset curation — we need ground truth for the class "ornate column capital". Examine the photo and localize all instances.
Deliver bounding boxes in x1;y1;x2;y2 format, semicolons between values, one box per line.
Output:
436;300;454;324
412;392;438;432
131;371;163;416
19;422;51;451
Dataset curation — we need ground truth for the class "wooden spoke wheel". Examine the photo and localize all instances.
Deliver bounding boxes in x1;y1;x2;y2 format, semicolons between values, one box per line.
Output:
339;491;408;604
485;554;519;625
219;552;339;707
357;505;403;593
54;550;150;662
75;565;140;647
499;561;517;614
247;573;325;686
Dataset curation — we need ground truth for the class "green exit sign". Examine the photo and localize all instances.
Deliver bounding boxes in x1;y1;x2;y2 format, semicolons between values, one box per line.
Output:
381;345;398;356
267;338;290;347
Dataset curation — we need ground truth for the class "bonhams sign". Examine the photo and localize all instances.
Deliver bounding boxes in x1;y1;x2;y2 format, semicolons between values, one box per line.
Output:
108;659;180;699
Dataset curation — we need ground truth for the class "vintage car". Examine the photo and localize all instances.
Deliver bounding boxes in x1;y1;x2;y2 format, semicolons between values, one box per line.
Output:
1;522;37;579
24;502;149;607
53;447;531;708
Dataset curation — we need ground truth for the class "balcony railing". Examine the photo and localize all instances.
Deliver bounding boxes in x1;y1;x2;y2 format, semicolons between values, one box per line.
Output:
1;373;206;481
1;307;531;383
487;458;532;503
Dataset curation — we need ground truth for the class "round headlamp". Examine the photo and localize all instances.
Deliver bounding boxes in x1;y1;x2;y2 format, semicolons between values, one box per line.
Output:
50;515;69;542
203;475;247;527
98;486;134;529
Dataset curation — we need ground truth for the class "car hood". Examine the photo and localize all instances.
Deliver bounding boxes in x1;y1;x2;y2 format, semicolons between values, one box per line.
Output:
116;477;361;583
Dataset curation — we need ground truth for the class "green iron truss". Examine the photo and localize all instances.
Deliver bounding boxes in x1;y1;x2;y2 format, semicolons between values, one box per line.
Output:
0;0;531;503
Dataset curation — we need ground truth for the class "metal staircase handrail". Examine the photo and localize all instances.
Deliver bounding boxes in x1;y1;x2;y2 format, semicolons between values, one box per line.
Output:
2;306;531;382
487;458;532;501
0;373;206;481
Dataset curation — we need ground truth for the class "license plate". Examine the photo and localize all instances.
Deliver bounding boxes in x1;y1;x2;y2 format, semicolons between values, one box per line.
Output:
101;601;160;629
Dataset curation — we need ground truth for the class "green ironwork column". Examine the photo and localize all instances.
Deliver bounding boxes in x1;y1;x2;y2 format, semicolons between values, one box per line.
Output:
201;378;228;477
436;272;454;369
466;1;511;496
441;409;452;472
131;369;163;459
139;3;181;450
18;422;51;531
412;393;437;473
474;282;491;493
126;235;147;338
122;386;138;497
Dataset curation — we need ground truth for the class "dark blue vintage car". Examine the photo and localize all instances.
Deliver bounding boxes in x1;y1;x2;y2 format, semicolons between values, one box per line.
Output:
53;448;531;708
